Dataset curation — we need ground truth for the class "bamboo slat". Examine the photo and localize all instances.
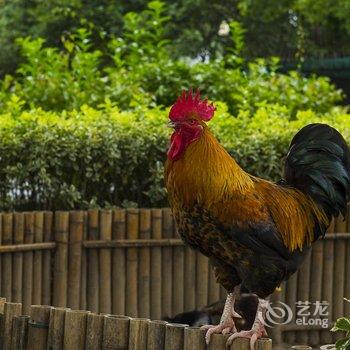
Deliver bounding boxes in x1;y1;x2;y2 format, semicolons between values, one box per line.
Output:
184;327;206;350
173;222;184;315
128;318;149;350
3;302;22;350
208;333;230;350
11;315;29;350
284;271;298;344
99;210;112;314
126;209;139;318
138;209;151;318
162;208;173;318
23;212;34;314
2;214;13;301
208;264;220;305
85;313;104;350
47;307;70;350
53;212;69;308
112;209;126;315
68;211;84;310
0;297;6;349
33;212;44;305
27;305;52;350
87;209;99;313
196;252;209;308
103;315;130;350
184;247;196;311
42;212;53;305
12;213;24;303
80;212;87;310
165;323;188;350
150;209;162;320
63;310;90;350
83;238;184;248
0;242;56;253
147;320;167;350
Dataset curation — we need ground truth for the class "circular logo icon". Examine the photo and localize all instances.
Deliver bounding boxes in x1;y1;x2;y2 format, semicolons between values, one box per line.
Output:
258;301;293;328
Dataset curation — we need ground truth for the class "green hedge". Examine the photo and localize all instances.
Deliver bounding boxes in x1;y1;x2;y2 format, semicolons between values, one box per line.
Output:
0;103;349;211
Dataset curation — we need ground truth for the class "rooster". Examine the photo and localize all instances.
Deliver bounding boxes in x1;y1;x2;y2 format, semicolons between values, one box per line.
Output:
165;90;350;349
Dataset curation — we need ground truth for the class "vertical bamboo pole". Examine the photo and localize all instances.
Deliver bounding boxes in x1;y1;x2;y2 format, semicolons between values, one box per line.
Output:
151;209;162;319
80;211;87;310
129;318;150;350
112;209;126;315
332;217;346;343
53;211;69;307
138;209;151;318
27;304;52;350
147;320;167;350
67;211;84;309
48;307;70;350
208;333;230;350
11;315;29;350
184;246;196;311
230;338;272;350
103;315;130;350
33;212;44;305
43;211;53;305
309;239;324;346
63;310;90;350
196;252;209;308
23;212;34;314
296;249;311;344
284;271;298;344
99;209;112;314
87;209;99;313
162;208;173;318
12;213;24;303
165;323;188;350
269;290;282;345
126;208;139;317
85;313;104;350
172;215;185;315
208;263;220;305
0;297;6;349
184;327;206;350
3;302;22;350
321;220;335;345
2;213;13;301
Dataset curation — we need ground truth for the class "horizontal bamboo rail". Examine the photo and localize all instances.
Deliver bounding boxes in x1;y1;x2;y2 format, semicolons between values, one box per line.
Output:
0;242;56;253
0;299;272;350
83;238;184;248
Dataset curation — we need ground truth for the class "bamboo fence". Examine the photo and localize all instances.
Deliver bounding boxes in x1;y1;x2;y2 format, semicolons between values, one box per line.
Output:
0;208;348;347
0;298;272;350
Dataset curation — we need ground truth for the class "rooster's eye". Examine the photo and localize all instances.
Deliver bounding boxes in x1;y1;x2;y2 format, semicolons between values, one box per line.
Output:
189;119;196;125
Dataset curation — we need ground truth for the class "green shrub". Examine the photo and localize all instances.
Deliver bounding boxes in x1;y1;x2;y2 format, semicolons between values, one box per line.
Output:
0;103;349;211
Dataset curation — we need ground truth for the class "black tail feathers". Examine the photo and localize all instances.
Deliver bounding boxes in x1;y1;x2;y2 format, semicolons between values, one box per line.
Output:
284;123;350;219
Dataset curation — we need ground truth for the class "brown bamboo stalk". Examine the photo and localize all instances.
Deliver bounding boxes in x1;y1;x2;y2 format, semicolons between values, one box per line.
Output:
27;304;52;350
84;238;184;248
147;320;167;350
165;323;188;350
99;209;112;314
296;249;311;344
308;239;324;347
332;217;346;343
12;213;24;303
162;208;173;318
3;302;22;350
184;327;206;350
184;246;196;311
126;208;139;317
320;219;335;345
138;209;151;318
85;313;104;350
23;212;35;314
151;209;162;319
172;216;185;315
11;315;29;350
112;209;126;315
80;211;87;310
230;337;272;350
63;310;90;350
208;263;220;305
47;307;70;350
43;211;53;305
0;297;6;350
53;211;69;307
284;270;298;344
33;212;44;305
268;290;282;345
0;242;56;253
208;333;230;350
196;252;209;308
67;211;84;309
103;315;130;350
129;318;150;350
87;209;99;313
2;213;13;301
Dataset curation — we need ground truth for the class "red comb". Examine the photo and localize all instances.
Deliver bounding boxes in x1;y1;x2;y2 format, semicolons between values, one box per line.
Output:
169;89;216;122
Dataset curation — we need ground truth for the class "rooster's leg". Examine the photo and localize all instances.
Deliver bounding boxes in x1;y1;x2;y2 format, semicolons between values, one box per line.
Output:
226;298;268;350
201;286;242;344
